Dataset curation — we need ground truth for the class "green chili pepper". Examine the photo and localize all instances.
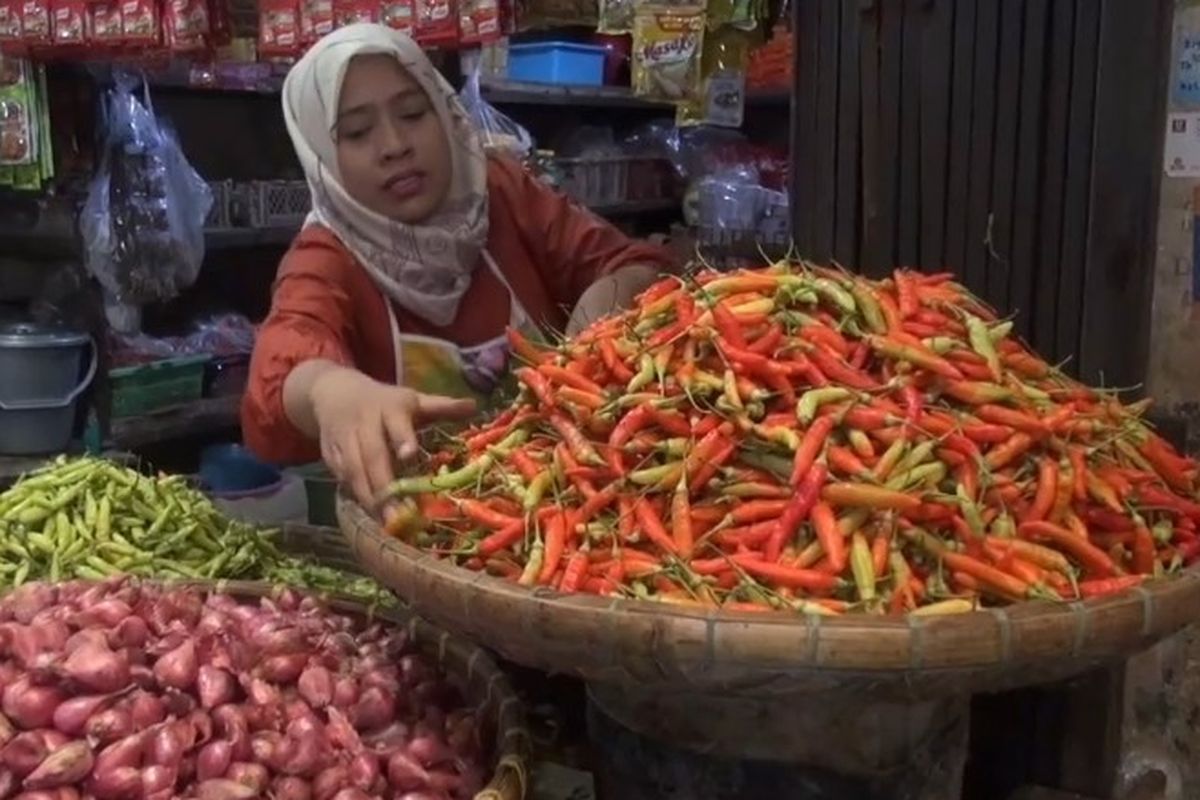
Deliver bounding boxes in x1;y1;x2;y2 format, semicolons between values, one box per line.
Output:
796;387;855;424
966;314;1002;381
812;278;857;314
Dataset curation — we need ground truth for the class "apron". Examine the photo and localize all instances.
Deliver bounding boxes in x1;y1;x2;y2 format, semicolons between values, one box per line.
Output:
382;250;535;409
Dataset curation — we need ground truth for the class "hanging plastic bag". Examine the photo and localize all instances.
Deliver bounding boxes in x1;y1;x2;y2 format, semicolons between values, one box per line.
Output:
458;62;533;159
79;74;211;312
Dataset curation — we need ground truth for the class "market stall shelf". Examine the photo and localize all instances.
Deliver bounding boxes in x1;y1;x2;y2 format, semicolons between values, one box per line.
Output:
338;497;1200;700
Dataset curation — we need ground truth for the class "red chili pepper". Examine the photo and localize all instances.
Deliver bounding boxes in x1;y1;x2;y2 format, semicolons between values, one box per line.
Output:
1018;520;1118;577
828;446;872;479
790;415;836;487
1078;575;1145;599
871;529;891;577
901;383;922;428
984;433;1035;470
799;325;850;356
539;364;605;396
507;328;547;365
648;408;692;437
728;553;841;591
597;338;635;383
1131;526;1157;575
712;301;749;349
894;270;918;318
559;547;590;593
976;405;1049;436
688;439;737;495
748;323;784;355
1022;457;1058;522
821;483;922;512
714;521;777;549
765;462;827;563
459;499;523;530
808;349;878;391
539;511;570;584
477;521;526;557
811;501;847;573
671;478;694;558
633;496;680;556
515;367;556;409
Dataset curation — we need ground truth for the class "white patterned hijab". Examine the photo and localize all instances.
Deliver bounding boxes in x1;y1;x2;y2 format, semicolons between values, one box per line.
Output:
282;23;489;326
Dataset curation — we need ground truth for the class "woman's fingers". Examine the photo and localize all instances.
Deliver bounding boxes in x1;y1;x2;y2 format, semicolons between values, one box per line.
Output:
413;392;477;424
333;431;374;508
357;418;398;503
383;405;420;461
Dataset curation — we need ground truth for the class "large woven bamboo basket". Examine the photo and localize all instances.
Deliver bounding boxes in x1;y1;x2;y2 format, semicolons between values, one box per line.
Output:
340;496;1200;699
168;578;530;800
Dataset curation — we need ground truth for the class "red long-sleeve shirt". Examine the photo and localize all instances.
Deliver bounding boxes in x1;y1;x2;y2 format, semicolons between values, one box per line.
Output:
242;156;674;465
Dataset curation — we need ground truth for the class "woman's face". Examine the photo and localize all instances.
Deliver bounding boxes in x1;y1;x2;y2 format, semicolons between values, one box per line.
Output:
333;54;453;224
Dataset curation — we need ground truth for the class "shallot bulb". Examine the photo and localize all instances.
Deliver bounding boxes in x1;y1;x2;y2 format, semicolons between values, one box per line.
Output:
197;667;236;710
152;640;197;691
3;680;63;730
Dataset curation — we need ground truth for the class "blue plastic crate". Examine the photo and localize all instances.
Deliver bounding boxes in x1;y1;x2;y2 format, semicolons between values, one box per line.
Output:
508;42;606;87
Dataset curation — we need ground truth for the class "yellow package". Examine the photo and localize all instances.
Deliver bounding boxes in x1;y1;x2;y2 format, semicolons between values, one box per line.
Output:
677;24;754;127
632;5;706;102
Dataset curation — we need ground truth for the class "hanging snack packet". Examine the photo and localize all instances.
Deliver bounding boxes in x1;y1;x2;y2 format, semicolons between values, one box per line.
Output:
632;4;704;103
334;0;379;27
413;0;456;48
51;0;85;46
258;0;300;59
19;0;50;46
87;1;123;49
676;25;753;127
120;0;160;46
380;0;413;34
597;0;632;35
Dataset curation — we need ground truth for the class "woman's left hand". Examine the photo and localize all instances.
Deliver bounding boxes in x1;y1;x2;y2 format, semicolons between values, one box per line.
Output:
566;264;661;335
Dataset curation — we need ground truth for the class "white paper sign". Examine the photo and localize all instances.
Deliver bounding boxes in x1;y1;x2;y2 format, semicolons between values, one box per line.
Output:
1165;113;1200;177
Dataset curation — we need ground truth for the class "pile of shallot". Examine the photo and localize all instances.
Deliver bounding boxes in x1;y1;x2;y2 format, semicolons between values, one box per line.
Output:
0;579;488;800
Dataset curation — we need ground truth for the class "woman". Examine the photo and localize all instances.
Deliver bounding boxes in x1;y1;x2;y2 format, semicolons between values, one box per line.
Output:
242;24;674;507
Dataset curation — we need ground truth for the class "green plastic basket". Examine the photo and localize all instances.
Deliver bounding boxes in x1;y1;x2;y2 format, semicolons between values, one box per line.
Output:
109;356;211;418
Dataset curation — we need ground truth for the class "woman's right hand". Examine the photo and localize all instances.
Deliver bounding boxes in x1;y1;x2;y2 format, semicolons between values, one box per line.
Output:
308;366;476;507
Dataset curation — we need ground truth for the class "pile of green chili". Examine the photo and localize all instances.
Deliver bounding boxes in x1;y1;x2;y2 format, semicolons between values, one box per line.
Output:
0;456;393;605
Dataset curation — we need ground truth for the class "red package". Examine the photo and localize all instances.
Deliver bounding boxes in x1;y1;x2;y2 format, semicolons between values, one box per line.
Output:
412;0;453;48
19;0;49;45
0;0;23;44
258;0;299;58
299;0;332;44
333;0;377;27
164;0;209;52
120;0;159;45
51;0;84;45
87;1;123;48
457;0;497;45
379;0;412;35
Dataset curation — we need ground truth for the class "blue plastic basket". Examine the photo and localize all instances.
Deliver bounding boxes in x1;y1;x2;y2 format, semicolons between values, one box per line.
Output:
508;42;606;87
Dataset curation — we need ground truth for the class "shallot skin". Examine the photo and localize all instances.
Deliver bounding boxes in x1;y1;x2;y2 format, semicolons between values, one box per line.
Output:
0;580;490;800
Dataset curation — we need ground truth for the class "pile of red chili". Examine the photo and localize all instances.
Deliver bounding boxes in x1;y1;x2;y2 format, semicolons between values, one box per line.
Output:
384;264;1200;615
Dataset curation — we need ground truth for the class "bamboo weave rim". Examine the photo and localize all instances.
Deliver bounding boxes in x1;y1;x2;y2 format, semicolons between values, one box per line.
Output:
160;578;530;800
339;495;1200;697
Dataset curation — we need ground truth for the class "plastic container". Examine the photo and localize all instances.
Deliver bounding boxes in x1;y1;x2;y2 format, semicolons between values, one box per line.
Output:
508;42;606;87
109;355;210;418
289;462;338;527
0;323;96;455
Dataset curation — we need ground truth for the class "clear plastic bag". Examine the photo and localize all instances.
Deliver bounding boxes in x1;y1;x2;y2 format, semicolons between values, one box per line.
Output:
458;64;533;159
80;73;212;308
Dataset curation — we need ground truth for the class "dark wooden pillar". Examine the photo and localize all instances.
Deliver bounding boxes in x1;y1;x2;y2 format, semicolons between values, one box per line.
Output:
792;0;1173;390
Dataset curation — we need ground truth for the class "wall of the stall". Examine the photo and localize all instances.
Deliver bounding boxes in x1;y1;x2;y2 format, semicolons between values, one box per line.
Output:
1148;1;1200;453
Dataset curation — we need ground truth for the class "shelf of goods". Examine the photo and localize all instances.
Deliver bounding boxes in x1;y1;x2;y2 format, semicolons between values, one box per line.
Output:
0;456;531;800
335;260;1200;789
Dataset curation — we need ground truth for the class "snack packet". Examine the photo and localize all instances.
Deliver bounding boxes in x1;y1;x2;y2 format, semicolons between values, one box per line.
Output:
632;4;704;103
676;25;753;127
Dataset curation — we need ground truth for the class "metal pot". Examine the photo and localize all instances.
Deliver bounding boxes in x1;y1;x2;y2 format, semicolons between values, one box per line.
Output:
0;322;96;455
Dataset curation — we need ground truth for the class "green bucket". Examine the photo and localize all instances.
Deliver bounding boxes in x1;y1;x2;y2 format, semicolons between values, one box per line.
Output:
289;462;337;527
